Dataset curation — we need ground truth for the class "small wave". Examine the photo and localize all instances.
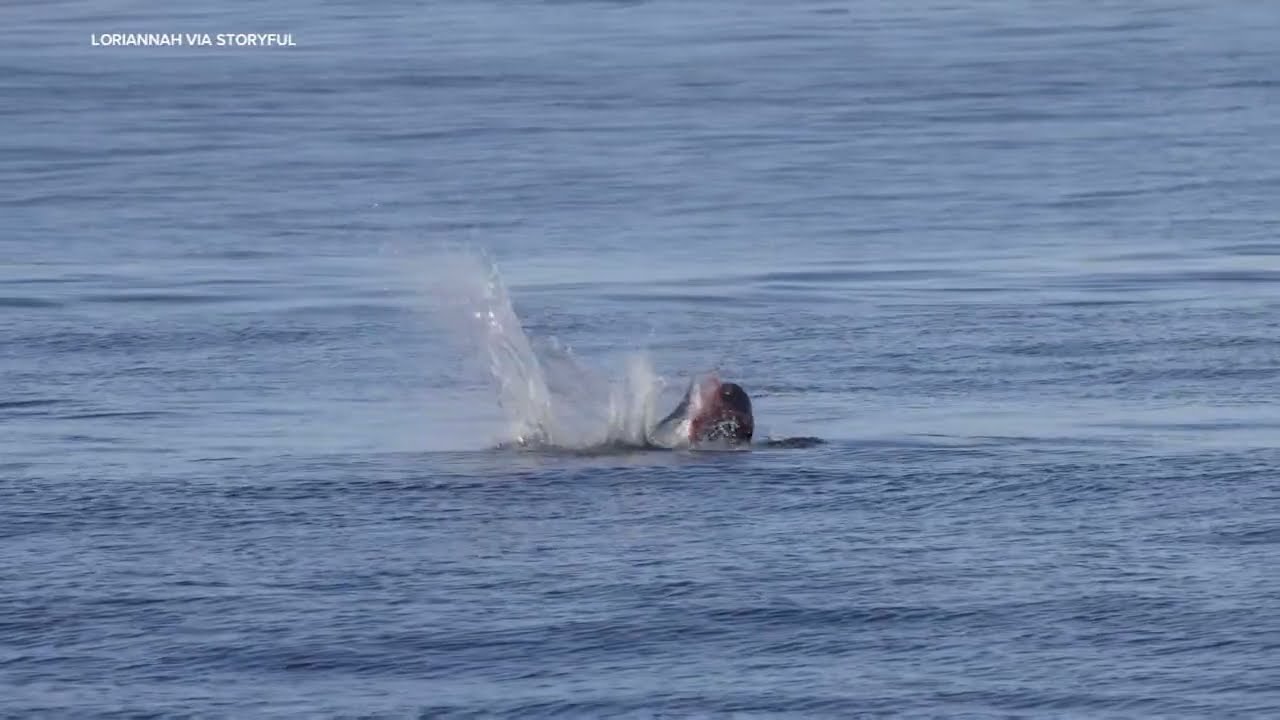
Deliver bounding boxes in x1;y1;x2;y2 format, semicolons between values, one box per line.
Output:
80;292;249;305
1209;526;1280;546
59;411;171;421
600;291;731;305
0;296;63;309
753;268;956;284
183;248;282;260
0;398;63;410
758;436;826;449
1216;242;1280;257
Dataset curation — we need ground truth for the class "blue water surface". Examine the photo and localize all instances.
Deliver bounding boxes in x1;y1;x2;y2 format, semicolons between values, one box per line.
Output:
3;1;1280;717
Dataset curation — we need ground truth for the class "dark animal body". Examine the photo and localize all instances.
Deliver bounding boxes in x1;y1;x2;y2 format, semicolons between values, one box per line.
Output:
651;376;753;447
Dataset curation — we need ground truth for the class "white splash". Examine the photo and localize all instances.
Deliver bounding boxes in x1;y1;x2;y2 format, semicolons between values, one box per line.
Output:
424;250;667;449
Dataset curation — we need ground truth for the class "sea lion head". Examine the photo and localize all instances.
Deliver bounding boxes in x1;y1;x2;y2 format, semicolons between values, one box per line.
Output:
690;380;754;444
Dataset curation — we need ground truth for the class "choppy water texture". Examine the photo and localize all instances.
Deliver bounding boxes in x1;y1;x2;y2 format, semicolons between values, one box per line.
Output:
4;1;1280;717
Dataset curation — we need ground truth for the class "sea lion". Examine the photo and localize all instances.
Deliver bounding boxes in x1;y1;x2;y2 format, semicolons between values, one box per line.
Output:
650;375;753;447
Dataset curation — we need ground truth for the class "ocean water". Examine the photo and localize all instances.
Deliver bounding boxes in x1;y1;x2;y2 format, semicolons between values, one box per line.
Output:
4;0;1280;717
